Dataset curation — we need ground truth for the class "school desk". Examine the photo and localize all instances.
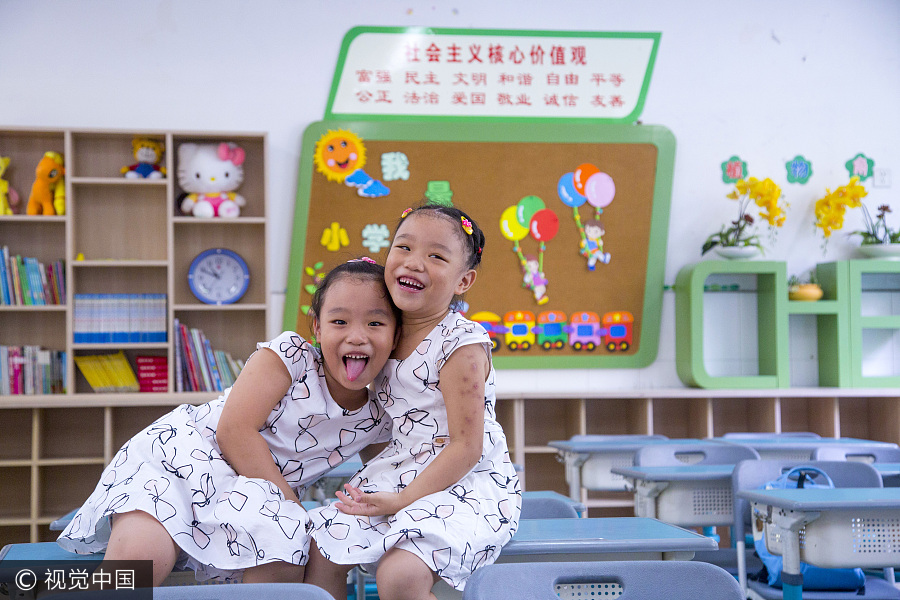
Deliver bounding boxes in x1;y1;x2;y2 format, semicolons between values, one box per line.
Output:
611;464;736;528
715;436;899;461
737;487;900;600
548;437;724;502
431;516;720;599
3;518;717;600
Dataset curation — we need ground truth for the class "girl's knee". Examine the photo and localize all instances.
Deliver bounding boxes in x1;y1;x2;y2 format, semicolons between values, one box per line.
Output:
376;549;438;600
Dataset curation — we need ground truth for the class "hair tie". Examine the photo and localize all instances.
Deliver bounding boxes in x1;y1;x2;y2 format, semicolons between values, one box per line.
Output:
348;257;377;264
400;208;413;218
476;246;483;255
460;216;473;235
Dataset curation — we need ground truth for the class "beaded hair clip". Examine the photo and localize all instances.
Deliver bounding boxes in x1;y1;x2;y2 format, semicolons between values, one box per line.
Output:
348;257;377;264
460;216;474;235
400;208;413;218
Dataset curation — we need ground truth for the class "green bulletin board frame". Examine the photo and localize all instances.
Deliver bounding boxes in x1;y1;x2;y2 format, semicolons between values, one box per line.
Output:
283;119;675;369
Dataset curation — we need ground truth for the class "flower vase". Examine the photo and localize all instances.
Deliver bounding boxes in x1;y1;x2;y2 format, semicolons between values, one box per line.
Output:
713;246;760;260
858;244;900;260
789;284;823;302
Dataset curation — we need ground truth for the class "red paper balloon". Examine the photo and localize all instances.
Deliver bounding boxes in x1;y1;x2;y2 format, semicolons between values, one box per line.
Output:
530;209;560;242
573;163;600;195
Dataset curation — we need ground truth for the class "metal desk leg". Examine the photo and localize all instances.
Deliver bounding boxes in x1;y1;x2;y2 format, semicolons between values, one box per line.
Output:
564;452;587;505
355;567;366;600
736;538;748;596
771;509;820;600
632;480;669;519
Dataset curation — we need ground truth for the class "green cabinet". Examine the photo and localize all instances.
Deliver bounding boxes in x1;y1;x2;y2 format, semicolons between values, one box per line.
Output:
675;259;900;389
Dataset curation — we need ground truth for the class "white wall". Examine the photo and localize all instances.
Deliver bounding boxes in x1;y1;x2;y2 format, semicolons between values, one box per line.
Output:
2;0;899;392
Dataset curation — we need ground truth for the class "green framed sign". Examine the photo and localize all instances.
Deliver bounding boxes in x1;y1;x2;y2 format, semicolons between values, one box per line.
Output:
325;27;661;124
283;119;675;369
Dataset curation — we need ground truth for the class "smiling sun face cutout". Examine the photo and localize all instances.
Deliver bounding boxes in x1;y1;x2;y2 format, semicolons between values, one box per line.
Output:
314;129;367;183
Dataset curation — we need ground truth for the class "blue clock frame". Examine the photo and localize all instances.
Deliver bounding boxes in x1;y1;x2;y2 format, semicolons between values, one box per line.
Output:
188;248;250;305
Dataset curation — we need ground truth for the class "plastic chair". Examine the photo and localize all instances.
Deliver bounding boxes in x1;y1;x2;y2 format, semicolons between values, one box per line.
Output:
42;583;334;600
634;441;760;466
155;585;334;600
520;494;579;519
812;445;900;463
813;445;900;488
461;560;743;599
730;459;900;600
723;431;821;439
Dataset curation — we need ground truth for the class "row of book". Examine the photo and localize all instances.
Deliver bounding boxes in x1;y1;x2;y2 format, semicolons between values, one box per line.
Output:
74;351;140;393
135;355;167;393
174;319;245;392
73;294;167;343
0;247;66;306
0;345;66;395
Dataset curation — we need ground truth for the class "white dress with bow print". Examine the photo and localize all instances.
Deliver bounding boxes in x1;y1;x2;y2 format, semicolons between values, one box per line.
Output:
309;312;521;591
58;332;391;582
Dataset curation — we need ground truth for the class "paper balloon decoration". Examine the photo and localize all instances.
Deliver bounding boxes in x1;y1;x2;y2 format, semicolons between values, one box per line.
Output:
557;172;588;208
500;205;529;241
573;163;600;195
516;195;545;228
530;208;559;242
584;172;616;208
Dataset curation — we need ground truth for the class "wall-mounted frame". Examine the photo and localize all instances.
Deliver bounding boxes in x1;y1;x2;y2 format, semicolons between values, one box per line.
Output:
283;119;675;369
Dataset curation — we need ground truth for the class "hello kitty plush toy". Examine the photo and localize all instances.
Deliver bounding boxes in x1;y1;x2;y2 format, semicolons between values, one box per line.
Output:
177;142;246;218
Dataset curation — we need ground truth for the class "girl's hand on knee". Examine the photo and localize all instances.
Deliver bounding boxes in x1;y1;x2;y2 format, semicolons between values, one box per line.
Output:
335;483;402;516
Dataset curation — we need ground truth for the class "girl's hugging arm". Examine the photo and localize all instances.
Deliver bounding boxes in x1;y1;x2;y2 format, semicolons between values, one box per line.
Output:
336;343;488;516
215;346;299;503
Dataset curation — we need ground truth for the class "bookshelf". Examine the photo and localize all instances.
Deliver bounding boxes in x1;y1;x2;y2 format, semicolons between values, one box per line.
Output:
0;127;268;544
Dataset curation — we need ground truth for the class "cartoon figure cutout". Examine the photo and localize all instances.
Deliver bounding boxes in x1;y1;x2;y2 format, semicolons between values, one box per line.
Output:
499;196;559;305
314;129;389;197
581;219;610;270
558;163;616;271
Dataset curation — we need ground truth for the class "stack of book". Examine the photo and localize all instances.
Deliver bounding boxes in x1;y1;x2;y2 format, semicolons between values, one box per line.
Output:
135;355;168;393
0;247;65;306
73;351;140;393
174;319;245;392
0;345;66;395
73;294;167;343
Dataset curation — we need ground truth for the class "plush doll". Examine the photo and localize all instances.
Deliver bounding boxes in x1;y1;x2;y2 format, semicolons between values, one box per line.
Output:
26;151;65;216
177;142;246;218
0;156;21;215
121;137;166;179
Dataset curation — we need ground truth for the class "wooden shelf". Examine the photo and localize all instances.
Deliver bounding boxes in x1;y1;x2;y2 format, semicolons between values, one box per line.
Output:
0;127;268;544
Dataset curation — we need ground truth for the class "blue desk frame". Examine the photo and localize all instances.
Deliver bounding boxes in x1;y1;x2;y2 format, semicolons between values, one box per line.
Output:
549;437;722;502
738;487;900;600
612;464;735;528
715;437;898;461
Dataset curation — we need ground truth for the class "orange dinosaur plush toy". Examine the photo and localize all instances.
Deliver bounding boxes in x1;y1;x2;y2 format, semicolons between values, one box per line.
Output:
27;151;65;216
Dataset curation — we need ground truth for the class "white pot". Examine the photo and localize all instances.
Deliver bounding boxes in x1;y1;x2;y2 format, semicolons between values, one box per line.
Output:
713;246;760;260
858;244;900;260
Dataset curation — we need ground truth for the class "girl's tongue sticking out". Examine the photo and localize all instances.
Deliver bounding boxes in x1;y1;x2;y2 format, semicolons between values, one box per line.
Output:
344;354;369;382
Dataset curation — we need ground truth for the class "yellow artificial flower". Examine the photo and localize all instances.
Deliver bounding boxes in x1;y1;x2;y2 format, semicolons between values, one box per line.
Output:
813;177;869;237
702;176;788;255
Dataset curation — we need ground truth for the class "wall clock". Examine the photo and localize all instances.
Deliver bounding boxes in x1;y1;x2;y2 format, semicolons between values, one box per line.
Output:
188;248;250;305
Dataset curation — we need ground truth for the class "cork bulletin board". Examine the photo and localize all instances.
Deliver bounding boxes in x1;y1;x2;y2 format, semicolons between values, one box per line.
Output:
284;120;675;369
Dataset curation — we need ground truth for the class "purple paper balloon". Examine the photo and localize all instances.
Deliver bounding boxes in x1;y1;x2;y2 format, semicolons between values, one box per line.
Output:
584;172;615;208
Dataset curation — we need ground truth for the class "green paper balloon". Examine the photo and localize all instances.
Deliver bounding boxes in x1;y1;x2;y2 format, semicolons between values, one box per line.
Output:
516;195;545;228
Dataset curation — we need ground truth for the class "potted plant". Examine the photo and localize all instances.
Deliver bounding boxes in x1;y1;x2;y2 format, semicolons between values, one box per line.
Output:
702;177;787;258
813;176;899;257
788;270;823;301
